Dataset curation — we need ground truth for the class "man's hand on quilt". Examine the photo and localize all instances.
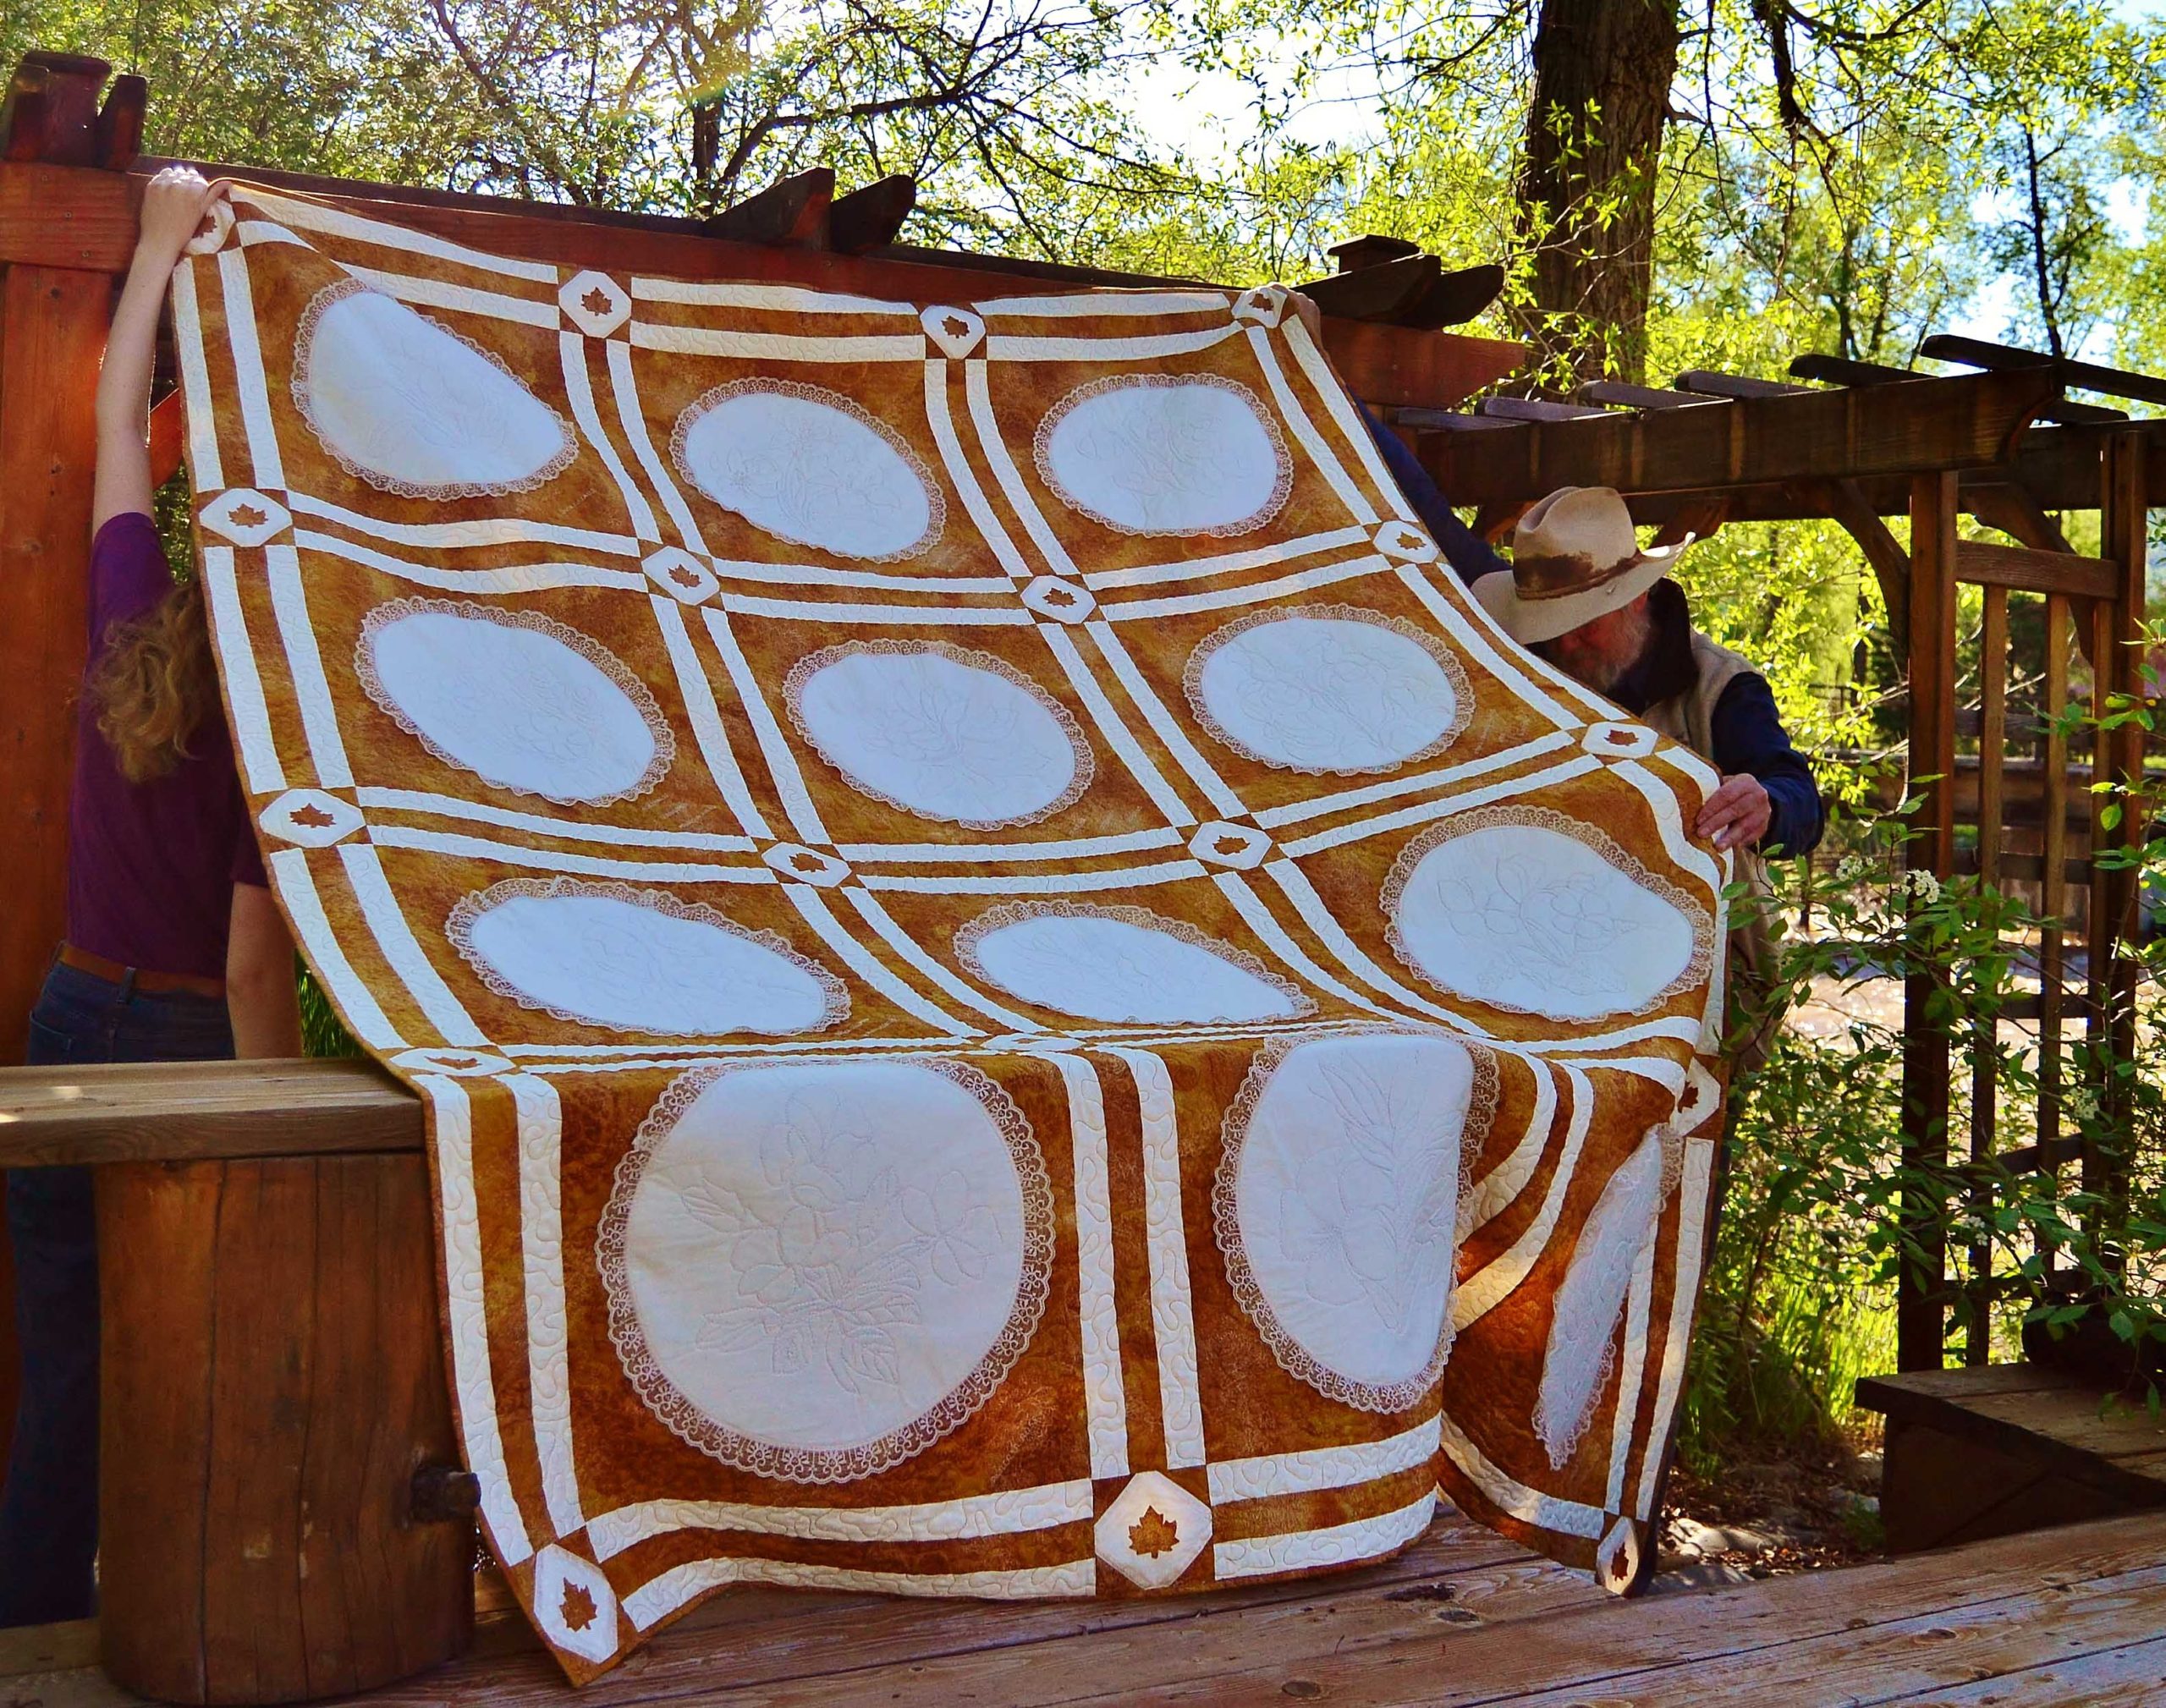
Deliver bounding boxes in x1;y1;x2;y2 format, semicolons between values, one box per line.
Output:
1696;772;1772;851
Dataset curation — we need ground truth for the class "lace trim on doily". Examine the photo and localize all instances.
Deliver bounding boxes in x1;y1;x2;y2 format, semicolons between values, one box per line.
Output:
1212;1026;1498;1414
953;899;1317;1022
1378;803;1716;1021
289;277;578;502
353;596;675;806
781;639;1096;830
1031;373;1293;540
667;376;946;563
444;875;849;1037
1179;603;1475;777
596;1057;1056;1485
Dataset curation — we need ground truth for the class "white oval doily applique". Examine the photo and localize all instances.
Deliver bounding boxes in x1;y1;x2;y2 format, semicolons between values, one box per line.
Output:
1533;1128;1671;1469
1033;374;1291;538
447;877;848;1037
1382;805;1713;1022
291;280;575;500
954;901;1314;1025
784;640;1093;829
1184;606;1471;776
669;379;943;561
598;1057;1055;1483
1214;1030;1496;1413
355;597;673;805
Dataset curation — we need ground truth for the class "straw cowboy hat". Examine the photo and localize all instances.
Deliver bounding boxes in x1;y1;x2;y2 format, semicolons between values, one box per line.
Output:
1471;486;1692;645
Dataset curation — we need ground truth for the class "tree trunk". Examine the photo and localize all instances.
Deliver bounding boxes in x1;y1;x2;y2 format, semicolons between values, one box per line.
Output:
1514;0;1683;388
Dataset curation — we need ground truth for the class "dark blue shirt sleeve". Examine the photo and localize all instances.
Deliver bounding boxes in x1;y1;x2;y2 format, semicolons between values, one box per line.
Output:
1360;408;1505;588
1709;672;1824;858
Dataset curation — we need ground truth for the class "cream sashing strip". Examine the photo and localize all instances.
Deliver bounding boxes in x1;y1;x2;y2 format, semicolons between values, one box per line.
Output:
1102;554;1387;622
624;1556;1095;1632
337;843;487;1046
629;323;925;364
1610;758;1731;1044
709;559;1014;594
1213;1491;1438;1580
838;827;1185;865
196;546;285;796
856;859;1207;897
1207;1414;1441;1504
558;330;661;543
1460;1061;1561;1241
716;592;1031;627
963;360;1082;580
1277;755;1606;859
1108;1046;1207;1469
697;606;831;844
507;1072;583;1538
355;787;756;853
1212;872;1404;1022
1053;1052;1130;1480
1241;324;1372;525
288;492;640;556
1453;1066;1596;1330
1032;625;1198;828
1437;1411;1606;1540
365;824;776;886
1605;1227;1660;1513
1252;733;1579;832
1081;525;1372;592
1636;1138;1715;1519
586;1478;1094;1561
417;1073;535;1563
267;849;402;1049
647;596;773;839
1393;563;1581;732
1084;621;1245;819
336;263;558;328
217;247;287;489
984;324;1240;363
233;186;559;283
780;885;977;1038
921;360;1035;582
974;290;1230;318
838;890;1041;1034
629;277;916;314
1278;314;1419;529
264;543;353;788
294;528;647;596
1262;860;1487;1035
605;339;708;554
168;260;224;488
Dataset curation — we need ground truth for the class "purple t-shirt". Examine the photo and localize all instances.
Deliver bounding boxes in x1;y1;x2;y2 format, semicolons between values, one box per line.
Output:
66;513;267;980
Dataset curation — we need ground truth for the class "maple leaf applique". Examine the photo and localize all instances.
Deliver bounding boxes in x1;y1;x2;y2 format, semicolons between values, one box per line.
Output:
226;503;268;530
559;1582;598;1633
581;285;616;318
1129;1506;1179;1559
289;803;337;828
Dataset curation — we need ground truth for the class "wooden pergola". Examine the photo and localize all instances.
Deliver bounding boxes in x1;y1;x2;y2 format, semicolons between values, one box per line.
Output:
3;44;2163;1708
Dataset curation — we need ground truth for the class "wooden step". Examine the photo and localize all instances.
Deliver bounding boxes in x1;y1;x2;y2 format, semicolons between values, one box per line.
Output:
1855;1364;2166;1557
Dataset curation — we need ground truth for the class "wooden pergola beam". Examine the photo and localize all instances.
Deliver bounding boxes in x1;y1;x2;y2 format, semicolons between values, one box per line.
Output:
1425;366;2064;502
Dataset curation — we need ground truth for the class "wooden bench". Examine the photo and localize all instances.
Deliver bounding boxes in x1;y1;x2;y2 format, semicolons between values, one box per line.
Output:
1857;1363;2166;1556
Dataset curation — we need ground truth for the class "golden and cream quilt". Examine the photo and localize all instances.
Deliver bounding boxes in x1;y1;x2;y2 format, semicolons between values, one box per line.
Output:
173;184;1733;1681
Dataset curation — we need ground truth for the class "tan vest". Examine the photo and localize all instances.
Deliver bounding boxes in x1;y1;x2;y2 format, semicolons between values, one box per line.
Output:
1637;630;1780;1070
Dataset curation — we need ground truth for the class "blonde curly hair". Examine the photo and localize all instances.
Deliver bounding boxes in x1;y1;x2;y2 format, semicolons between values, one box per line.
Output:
85;579;217;783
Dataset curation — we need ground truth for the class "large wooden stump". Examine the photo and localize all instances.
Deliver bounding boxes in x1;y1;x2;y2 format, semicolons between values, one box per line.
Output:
97;1153;473;1703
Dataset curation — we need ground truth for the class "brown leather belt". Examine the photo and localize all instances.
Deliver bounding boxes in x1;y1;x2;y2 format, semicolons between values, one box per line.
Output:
58;943;226;1001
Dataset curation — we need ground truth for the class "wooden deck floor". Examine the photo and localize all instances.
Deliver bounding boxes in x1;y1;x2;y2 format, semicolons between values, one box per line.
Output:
10;1508;2166;1707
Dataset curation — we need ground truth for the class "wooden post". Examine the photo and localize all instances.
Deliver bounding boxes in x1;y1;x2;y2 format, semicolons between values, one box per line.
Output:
1899;471;1959;1371
97;1153;473;1704
1966;585;2009;1365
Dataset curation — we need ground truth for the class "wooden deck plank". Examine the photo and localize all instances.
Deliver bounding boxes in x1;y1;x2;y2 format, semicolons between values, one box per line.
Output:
921;1512;2166;1708
359;1520;1540;1708
1878;1634;2166;1705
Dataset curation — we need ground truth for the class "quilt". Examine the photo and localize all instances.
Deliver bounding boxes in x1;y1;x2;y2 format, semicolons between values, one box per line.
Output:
172;183;1734;1682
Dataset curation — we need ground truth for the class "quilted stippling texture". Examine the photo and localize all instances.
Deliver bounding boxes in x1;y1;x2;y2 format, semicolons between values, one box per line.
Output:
175;186;1733;1682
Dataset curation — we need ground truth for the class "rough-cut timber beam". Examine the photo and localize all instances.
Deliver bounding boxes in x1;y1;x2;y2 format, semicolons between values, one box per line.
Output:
0;1059;421;1167
0;161;1523;411
1920;333;2166;410
1811;475;1913;657
706;164;832;247
827;173;915;254
1791;352;2127;427
0;51;108;165
1427;367;2063;503
1296;252;1438;321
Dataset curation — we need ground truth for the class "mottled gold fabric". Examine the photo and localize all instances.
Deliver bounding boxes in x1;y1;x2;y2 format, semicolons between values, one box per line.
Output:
176;184;1731;1683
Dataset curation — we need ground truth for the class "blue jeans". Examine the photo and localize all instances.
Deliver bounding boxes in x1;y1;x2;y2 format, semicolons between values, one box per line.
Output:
1;960;232;1627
